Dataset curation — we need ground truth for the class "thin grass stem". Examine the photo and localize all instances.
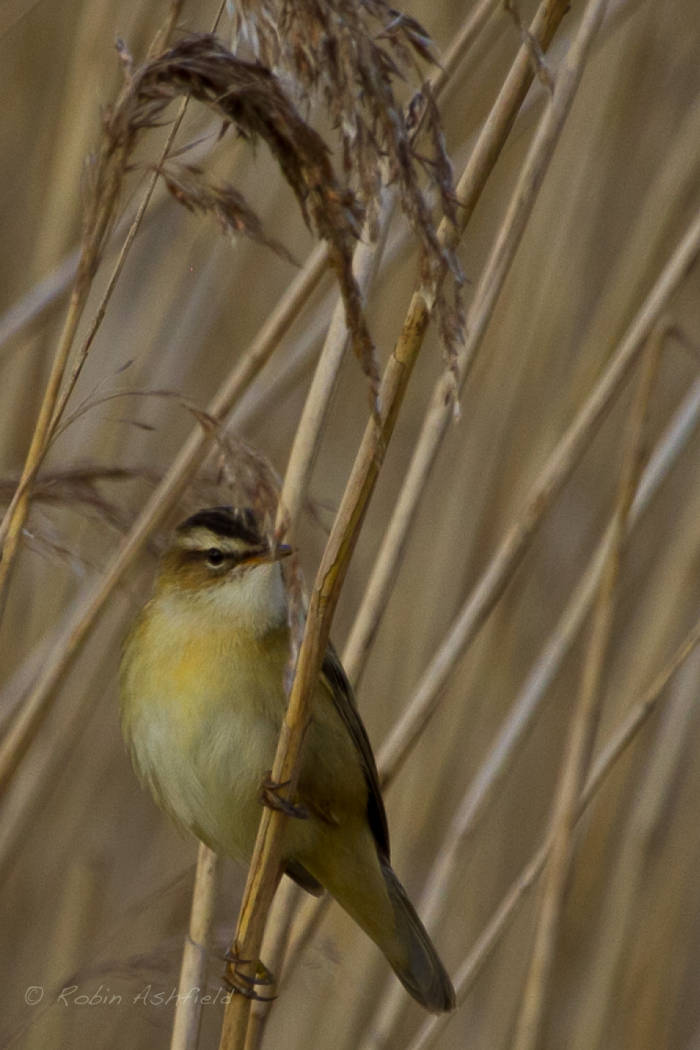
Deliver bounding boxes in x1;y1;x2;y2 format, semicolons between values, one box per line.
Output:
405;611;700;1050
511;313;664;1050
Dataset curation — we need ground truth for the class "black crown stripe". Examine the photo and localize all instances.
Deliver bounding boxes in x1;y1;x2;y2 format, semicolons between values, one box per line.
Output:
176;506;262;547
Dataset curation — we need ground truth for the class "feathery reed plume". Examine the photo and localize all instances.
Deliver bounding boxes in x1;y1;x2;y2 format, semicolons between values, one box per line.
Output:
231;0;463;363
114;33;378;392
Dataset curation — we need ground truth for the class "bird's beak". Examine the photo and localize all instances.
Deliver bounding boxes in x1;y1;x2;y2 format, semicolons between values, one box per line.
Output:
244;542;293;567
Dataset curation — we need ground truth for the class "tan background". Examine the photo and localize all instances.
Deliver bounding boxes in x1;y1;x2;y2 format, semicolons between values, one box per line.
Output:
1;1;699;1048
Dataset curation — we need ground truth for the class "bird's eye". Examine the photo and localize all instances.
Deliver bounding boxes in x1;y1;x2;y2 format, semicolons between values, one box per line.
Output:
206;548;225;568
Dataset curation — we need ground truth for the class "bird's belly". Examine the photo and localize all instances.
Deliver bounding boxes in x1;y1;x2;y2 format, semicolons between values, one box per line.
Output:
122;639;285;863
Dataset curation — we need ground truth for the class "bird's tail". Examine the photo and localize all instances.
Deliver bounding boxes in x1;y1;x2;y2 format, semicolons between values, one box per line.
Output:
380;860;456;1014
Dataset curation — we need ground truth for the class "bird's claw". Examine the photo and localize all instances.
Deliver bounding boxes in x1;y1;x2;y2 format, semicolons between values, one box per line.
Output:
223;947;277;1001
261;773;308;819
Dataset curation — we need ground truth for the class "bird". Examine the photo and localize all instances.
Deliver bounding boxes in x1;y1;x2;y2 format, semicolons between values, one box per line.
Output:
120;504;455;1013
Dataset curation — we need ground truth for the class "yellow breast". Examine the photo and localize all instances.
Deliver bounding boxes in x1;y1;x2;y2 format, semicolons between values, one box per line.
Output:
120;593;290;860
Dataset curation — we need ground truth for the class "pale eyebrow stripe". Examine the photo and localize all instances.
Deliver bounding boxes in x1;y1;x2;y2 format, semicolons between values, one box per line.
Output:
174;528;247;553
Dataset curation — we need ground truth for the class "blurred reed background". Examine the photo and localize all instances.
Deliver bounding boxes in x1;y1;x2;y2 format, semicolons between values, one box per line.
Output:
1;1;699;1049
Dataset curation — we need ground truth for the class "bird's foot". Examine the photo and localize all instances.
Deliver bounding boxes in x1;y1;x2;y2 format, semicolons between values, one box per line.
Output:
223;946;277;1001
261;773;308;819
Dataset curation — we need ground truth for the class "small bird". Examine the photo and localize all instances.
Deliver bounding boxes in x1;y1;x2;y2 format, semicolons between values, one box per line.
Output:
120;505;455;1013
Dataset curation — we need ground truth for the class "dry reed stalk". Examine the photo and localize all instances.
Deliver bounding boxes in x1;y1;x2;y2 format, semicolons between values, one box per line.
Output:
169;844;220;1050
241;991;276;1050
0;217;119;605
511;317;664;1050
46;98;193;438
48;116;190;437
218;239;439;1043
234;188;392;1045
405;610;700;1050
217;328;405;1048
376;206;700;787
276;187;395;536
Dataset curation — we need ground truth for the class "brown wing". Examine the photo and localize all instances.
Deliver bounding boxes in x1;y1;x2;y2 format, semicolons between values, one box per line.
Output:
320;642;390;861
